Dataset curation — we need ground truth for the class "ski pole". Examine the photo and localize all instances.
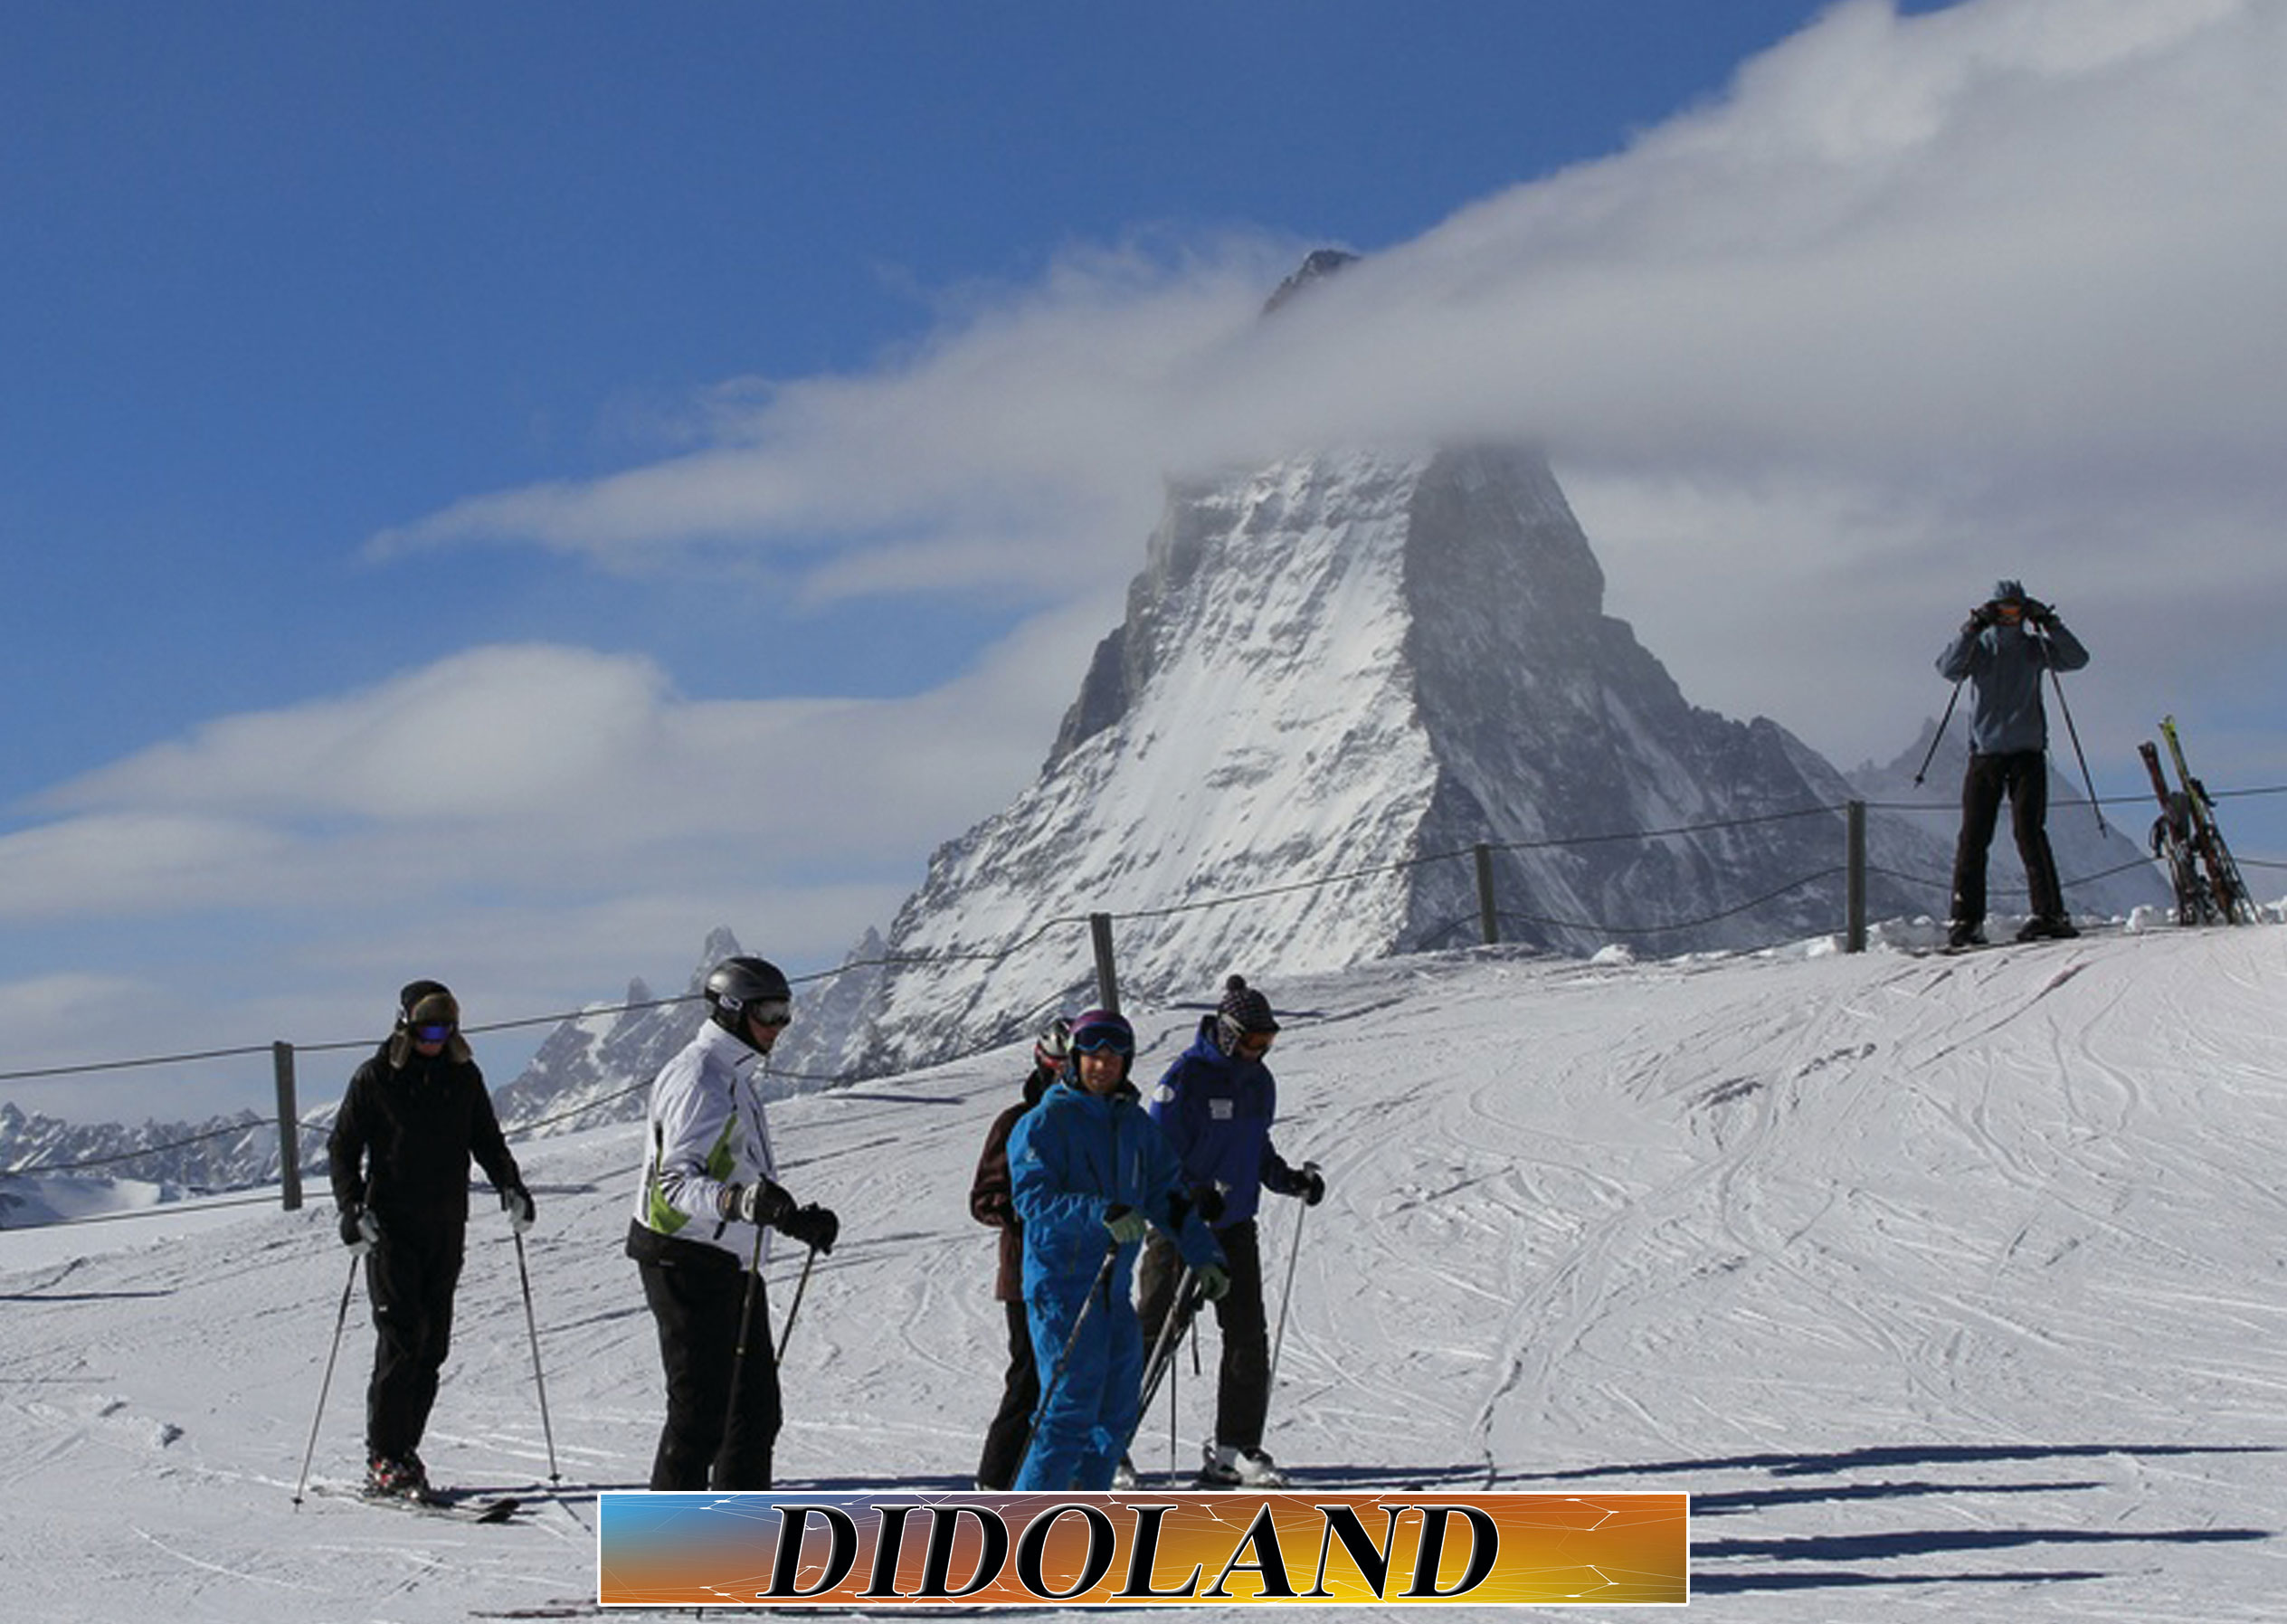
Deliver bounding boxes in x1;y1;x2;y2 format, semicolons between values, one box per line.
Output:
510;1228;561;1486
725;1219;771;1447
775;1243;820;1363
292;1253;361;1507
1122;1267;1203;1462
1912;681;1964;786
2038;638;2105;834
1013;1235;1121;1485
1265;1163;1320;1398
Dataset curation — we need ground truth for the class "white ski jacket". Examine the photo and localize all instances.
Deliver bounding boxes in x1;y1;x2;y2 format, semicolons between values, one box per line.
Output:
630;1021;781;1266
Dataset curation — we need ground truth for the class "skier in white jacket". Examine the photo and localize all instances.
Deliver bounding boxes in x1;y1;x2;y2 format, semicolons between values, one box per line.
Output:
624;955;839;1489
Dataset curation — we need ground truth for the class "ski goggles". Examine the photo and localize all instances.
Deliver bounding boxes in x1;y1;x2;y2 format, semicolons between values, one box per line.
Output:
1071;1028;1134;1057
745;999;792;1029
1233;1031;1276;1059
411;1022;456;1044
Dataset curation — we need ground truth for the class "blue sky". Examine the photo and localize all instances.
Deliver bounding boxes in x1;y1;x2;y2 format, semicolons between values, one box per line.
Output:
7;0;2282;1124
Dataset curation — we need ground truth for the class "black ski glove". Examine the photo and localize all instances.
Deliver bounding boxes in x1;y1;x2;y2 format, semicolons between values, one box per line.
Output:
339;1205;381;1252
718;1179;796;1229
500;1183;536;1234
2023;597;2056;627
1266;1161;1324;1205
1969;603;1999;629
779;1202;840;1255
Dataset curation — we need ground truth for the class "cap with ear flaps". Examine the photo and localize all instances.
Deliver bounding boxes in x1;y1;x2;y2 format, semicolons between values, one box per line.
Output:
403;986;460;1030
390;978;472;1064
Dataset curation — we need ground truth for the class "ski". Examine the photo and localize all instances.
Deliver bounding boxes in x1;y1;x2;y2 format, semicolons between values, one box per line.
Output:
2140;740;2216;925
2159;717;2261;924
1912;932;2080;958
382;1490;523;1523
309;1482;524;1522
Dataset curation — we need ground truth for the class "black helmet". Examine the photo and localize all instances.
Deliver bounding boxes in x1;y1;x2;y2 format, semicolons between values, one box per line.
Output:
705;956;792;1040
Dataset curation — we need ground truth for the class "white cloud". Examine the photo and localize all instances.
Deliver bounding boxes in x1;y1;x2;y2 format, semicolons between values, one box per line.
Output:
369;239;1301;603
14;616;1111;926
0;627;1105;1111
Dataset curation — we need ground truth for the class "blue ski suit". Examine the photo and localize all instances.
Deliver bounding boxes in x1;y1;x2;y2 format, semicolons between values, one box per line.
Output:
1007;1074;1223;1491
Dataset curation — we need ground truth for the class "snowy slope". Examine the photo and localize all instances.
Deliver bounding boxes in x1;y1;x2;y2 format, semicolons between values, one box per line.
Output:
1;926;2282;1621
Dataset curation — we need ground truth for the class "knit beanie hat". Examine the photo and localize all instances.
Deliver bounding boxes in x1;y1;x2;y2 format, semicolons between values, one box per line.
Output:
1214;974;1280;1056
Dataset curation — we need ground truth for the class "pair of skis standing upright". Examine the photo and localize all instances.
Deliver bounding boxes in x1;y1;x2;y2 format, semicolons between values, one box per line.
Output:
2139;716;2262;927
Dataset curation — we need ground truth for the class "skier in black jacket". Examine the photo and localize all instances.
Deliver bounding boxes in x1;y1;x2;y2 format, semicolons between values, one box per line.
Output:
966;1018;1069;1490
327;979;532;1499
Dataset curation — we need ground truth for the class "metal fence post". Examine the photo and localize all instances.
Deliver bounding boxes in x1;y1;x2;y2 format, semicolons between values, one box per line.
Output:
272;1041;303;1211
1845;801;1867;954
1089;913;1121;1013
1474;843;1500;945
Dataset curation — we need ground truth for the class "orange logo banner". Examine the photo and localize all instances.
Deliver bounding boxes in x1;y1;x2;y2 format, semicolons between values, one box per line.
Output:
599;1489;1688;1606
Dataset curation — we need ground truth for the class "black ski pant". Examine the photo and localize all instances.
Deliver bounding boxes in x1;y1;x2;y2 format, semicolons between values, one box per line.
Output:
635;1232;783;1490
974;1298;1039;1491
362;1220;466;1465
1137;1218;1270;1454
1950;748;2066;925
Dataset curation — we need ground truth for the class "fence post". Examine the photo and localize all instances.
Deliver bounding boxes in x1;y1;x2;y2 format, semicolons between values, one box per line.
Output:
1474;843;1500;945
273;1041;304;1211
1845;800;1867;954
1088;913;1122;1013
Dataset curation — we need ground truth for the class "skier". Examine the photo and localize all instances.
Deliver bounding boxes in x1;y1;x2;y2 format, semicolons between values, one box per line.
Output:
1007;1007;1227;1492
1136;974;1324;1486
967;1017;1069;1491
327;979;534;1500
1936;579;2092;947
625;955;840;1490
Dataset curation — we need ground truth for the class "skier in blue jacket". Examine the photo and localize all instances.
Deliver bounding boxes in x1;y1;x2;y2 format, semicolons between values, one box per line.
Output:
1007;1007;1227;1492
1136;975;1324;1487
1936;578;2091;947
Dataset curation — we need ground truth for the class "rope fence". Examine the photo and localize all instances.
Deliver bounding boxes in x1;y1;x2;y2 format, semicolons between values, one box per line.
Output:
4;783;2279;1228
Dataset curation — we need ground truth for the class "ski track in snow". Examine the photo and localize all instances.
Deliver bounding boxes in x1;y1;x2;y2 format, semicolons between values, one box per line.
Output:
1;930;2283;1619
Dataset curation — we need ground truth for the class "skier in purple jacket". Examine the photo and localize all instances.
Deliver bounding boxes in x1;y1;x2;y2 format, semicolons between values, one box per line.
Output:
1136;975;1324;1486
